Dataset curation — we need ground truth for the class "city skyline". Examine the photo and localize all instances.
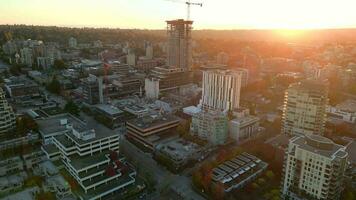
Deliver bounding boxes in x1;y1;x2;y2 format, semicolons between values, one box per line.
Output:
1;0;356;30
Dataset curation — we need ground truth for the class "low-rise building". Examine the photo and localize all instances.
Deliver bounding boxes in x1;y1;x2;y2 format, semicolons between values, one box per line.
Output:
0;157;24;176
327;100;356;124
191;109;228;145
48;115;136;200
212;152;268;192
4;76;40;100
229;112;260;143
126;114;180;151
155;138;203;170
93;104;129;129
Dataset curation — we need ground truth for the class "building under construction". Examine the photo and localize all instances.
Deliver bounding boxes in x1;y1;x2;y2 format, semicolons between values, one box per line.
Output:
166;19;193;71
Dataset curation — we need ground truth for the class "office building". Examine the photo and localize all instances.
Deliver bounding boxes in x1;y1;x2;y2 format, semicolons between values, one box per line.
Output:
4;76;40;100
2;40;18;55
37;56;54;69
145;43;154;59
44;114;136;200
281;135;348;200
282;80;329;136
200;70;242;112
20;47;33;67
68;37;77;48
327;100;356;124
127;49;136;66
126;114;180;151
191;109;229;145
166;19;193;70
229;110;259;143
235;68;249;88
0;88;16;138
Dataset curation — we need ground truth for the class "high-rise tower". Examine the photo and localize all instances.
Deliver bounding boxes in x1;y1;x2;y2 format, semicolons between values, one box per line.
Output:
200;69;242;112
281;135;348;200
166;19;193;71
0;88;16;139
282;79;329;136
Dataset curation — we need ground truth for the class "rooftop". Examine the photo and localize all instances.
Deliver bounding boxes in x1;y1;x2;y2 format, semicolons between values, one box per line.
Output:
127;114;180;130
94;104;124;116
335;99;356;113
291;135;348;159
36;113;86;136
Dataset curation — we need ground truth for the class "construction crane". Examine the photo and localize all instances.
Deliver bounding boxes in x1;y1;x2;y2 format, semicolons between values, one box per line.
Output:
165;0;203;20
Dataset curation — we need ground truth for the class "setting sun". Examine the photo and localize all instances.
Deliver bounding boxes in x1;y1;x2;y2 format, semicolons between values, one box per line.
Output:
1;0;356;29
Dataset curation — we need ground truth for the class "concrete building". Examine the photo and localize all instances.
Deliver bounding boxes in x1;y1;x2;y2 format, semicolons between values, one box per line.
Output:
327;100;356;124
0;88;16;138
93;104;128;129
229;111;259;143
281;135;348;200
282;80;329;136
4;76;40;100
166;19;193;70
37;56;54;69
235;68;249;88
191;109;229;145
126;49;136;66
0;156;24;176
46;114;136;200
145;66;193;97
93;40;103;48
20;47;33;67
68;37;77;48
212;152;268;192
200;70;242;112
126;114;180;151
216;52;229;65
2;40;18;55
145;43;154;59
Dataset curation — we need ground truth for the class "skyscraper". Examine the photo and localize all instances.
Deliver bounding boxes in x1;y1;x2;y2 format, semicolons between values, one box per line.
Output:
166;19;193;70
282;80;329;136
0;88;16;139
281;134;348;200
200;69;242;112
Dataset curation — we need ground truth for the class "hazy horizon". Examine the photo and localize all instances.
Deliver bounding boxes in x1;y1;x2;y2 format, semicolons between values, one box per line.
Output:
1;0;356;30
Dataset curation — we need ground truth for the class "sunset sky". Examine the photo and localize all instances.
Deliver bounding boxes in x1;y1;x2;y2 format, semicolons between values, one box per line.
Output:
0;0;355;29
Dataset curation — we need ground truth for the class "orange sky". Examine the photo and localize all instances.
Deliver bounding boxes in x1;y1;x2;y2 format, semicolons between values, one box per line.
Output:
1;0;356;29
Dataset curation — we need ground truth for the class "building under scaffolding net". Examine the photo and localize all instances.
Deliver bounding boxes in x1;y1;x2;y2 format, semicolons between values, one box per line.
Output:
166;19;193;71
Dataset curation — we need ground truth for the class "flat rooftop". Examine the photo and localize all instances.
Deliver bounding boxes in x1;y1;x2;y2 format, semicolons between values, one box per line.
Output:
335;99;356;113
156;138;202;161
127;114;180;130
94;104;124;116
291;135;348;159
36;113;87;136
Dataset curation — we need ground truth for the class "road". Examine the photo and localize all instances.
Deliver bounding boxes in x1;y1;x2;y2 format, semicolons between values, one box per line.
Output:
120;137;205;200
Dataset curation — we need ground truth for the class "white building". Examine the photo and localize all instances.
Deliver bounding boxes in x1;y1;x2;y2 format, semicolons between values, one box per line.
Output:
327;100;356;124
200;69;242;112
68;37;77;48
37;57;54;69
235;68;249;88
0;88;16;137
20;47;33;67
42;114;136;200
229;109;259;143
145;43;154;59
281;135;348;200
126;49;136;66
282;80;329;136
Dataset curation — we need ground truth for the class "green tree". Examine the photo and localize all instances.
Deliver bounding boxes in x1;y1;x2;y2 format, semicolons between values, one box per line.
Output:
54;59;66;70
64;100;80;116
46;76;61;94
266;170;275;180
